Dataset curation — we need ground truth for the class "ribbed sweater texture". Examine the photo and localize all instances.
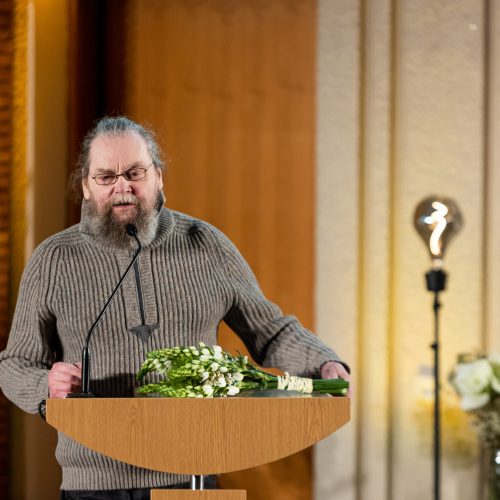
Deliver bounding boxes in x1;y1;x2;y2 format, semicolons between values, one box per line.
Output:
0;207;343;491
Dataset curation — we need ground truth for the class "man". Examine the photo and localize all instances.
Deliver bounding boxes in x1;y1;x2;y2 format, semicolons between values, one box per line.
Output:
0;117;349;499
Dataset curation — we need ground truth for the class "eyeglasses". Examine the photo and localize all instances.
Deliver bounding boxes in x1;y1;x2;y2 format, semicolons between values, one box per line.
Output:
90;163;154;186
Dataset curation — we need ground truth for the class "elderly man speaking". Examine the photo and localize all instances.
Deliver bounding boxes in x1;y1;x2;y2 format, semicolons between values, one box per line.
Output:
0;116;349;500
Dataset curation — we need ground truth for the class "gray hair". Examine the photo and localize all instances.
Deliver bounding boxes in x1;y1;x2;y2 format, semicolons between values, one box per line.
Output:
69;116;166;201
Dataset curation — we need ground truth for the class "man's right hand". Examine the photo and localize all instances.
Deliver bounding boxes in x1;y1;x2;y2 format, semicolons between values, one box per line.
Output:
48;362;82;398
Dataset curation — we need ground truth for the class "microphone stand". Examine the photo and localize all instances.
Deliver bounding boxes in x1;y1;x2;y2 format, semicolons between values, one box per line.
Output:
425;268;446;500
70;224;142;397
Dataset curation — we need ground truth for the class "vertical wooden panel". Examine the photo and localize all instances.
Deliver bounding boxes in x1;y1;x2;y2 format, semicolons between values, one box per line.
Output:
67;0;108;225
119;1;317;499
0;0;13;497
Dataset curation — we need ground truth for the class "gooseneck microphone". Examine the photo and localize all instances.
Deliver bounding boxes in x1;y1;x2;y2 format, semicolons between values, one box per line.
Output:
71;223;142;397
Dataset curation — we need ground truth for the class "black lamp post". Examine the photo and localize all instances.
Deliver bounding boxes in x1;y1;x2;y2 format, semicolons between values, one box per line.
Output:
413;196;463;500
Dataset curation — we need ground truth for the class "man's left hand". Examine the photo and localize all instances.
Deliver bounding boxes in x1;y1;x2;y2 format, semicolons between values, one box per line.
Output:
320;360;350;380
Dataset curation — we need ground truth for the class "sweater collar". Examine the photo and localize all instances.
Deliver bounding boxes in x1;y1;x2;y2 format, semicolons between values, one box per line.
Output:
79;204;176;251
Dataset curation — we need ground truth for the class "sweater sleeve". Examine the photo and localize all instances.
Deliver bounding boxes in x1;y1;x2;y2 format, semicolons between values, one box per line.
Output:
208;227;348;378
0;244;59;413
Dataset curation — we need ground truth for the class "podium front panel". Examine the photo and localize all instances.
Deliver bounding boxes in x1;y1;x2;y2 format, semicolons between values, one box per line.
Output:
150;491;246;500
46;397;350;475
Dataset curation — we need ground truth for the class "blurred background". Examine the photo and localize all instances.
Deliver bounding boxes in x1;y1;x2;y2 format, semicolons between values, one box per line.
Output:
0;0;499;499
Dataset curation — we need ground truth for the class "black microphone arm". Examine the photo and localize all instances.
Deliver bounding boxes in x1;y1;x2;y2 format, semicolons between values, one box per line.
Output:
79;224;141;396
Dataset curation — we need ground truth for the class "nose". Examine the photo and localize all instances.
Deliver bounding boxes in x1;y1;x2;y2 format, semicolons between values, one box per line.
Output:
112;174;133;193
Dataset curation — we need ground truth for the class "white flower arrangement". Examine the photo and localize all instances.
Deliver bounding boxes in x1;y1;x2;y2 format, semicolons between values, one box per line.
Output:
136;342;349;398
450;353;500;446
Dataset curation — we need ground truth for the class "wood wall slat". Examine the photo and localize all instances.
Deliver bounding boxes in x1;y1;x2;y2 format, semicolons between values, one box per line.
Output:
120;1;317;498
0;0;12;497
67;0;108;225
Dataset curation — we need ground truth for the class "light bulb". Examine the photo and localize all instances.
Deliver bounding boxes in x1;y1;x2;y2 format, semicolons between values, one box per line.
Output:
413;196;463;268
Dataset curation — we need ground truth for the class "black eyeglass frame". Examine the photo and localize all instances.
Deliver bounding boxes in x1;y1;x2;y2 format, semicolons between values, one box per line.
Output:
90;162;154;185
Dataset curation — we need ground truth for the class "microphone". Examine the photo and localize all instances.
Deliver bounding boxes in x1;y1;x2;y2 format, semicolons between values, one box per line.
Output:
125;223;138;237
69;223;142;397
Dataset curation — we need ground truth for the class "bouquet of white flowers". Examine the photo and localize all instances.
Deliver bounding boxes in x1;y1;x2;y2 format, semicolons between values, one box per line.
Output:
449;353;500;447
136;343;349;398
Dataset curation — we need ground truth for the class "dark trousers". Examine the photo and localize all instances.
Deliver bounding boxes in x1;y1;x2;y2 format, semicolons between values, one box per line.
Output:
61;478;216;500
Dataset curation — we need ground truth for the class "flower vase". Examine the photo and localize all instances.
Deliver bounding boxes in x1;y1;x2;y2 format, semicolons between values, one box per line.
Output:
489;448;500;500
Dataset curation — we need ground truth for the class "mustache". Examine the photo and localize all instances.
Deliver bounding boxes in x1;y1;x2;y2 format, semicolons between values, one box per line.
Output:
108;195;140;207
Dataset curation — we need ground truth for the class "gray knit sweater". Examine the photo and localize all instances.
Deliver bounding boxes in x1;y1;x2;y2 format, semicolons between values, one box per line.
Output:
0;207;343;490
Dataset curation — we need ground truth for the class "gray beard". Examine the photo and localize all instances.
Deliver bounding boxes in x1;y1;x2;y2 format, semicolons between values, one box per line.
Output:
83;190;165;249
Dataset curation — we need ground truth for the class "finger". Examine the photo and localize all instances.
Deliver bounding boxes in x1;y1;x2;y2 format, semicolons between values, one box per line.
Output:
321;362;351;382
48;368;81;384
49;392;66;399
51;388;79;399
49;382;81;398
49;386;70;399
321;362;341;379
336;366;350;381
48;372;82;387
49;381;79;393
331;363;350;380
58;364;82;378
346;380;354;397
48;374;82;386
51;362;82;379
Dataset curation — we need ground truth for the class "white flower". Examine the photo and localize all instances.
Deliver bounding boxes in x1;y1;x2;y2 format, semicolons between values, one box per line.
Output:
202;384;214;396
492;377;500;394
232;372;244;382
453;359;492;395
210;362;219;371
219;366;228;373
213;345;223;360
461;393;490;411
201;348;210;355
488;352;500;365
488;353;500;393
227;386;240;396
201;372;210;381
200;355;210;362
215;377;227;387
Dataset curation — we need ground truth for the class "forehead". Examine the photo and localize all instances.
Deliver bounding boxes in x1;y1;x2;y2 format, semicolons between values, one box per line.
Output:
89;132;150;169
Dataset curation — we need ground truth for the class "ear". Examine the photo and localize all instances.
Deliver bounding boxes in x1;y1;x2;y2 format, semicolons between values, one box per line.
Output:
82;177;91;200
156;168;163;190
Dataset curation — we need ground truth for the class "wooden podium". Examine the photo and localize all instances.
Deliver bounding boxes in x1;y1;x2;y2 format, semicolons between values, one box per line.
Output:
46;396;350;499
